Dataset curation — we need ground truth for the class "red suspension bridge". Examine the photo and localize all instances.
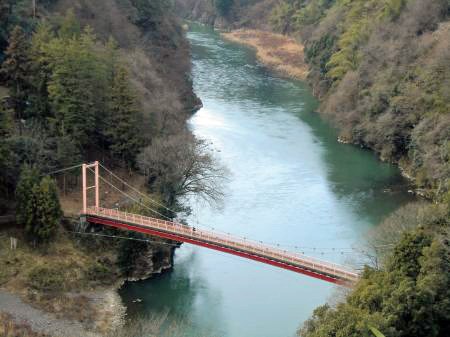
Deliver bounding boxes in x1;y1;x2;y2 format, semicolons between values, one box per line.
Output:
78;162;360;286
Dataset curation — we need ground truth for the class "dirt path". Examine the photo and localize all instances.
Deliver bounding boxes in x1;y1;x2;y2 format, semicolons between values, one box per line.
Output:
0;290;100;337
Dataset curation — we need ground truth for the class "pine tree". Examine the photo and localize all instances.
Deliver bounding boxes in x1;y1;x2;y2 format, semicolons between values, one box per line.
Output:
0;102;13;195
15;165;40;229
106;66;142;167
47;28;102;145
16;167;62;245
0;101;12;138
56;134;81;167
33;176;62;244
58;8;81;39
26;21;54;119
1;25;32;120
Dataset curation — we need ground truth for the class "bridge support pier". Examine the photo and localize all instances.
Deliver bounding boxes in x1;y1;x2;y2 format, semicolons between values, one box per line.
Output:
82;161;100;213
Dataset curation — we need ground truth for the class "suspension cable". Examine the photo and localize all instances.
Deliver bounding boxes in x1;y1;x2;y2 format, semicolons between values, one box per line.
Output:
66;230;179;246
87;167;174;222
90;164;382;256
98;163;175;214
91;167;361;254
43;163;83;176
41;162;370;255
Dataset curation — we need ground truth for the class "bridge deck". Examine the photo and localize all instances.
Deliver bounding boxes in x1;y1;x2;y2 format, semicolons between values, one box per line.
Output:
83;207;359;285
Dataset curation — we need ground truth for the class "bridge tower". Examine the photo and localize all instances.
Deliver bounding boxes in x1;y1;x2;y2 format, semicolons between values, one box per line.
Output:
82;161;99;213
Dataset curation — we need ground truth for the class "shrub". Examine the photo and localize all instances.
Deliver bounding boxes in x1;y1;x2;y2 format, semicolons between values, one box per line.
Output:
27;264;65;292
86;261;112;283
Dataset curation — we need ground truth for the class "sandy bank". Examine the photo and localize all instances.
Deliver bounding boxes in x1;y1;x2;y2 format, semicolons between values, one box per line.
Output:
222;29;308;80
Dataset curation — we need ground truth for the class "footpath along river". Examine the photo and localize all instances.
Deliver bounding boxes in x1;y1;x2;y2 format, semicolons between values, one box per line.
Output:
119;24;415;337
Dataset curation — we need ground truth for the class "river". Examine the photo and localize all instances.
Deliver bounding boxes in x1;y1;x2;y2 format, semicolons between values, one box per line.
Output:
119;24;414;337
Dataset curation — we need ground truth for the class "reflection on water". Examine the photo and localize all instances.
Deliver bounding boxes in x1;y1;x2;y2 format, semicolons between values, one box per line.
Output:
119;23;414;337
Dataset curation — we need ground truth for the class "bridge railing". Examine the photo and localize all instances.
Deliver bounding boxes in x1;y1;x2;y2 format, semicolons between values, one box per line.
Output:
85;207;359;282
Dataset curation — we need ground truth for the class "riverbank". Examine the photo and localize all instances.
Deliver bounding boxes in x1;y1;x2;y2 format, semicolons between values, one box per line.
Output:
222;29;308;80
0;226;127;336
0;288;124;337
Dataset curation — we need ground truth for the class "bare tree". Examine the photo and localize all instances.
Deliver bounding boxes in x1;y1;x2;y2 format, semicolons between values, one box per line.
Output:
137;132;227;209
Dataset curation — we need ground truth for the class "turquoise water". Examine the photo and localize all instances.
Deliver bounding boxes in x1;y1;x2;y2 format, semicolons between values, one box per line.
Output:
119;24;414;337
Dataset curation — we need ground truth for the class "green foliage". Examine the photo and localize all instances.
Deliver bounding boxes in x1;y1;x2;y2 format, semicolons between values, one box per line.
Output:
33;176;63;242
1;25;32;117
105;67;143;168
27;264;65;292
117;231;149;277
86;261;112;284
299;218;450;337
56;135;81;168
128;0;172;29
16;166;62;245
15;165;40;226
0;0;33;58
270;0;334;33
215;0;234;17
369;326;385;337
305;34;336;75
45;26;107;146
270;1;298;33
57;8;81;39
382;0;408;20
293;0;334;27
325;0;385;80
25;12;143;163
0;102;13;196
291;0;450;196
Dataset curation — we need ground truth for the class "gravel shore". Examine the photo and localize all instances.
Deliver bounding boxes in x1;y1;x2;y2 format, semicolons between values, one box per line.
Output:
0;290;101;337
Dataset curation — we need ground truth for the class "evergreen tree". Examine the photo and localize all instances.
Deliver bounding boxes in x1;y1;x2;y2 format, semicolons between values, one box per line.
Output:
1;25;32;120
15;165;40;228
0;102;13;197
0;100;12;138
299;226;450;337
56;134;81;168
26;21;54;119
57;8;81;39
47;26;105;145
104;36;119;83
0;0;12;53
33;176;62;244
215;0;234;17
106;66;142;167
16;167;62;245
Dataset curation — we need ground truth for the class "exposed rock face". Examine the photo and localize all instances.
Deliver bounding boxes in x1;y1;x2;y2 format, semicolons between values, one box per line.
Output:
126;244;176;281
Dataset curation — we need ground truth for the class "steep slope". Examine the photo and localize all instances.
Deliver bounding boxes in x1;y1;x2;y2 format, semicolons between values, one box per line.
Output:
0;1;202;333
177;0;450;199
52;0;199;133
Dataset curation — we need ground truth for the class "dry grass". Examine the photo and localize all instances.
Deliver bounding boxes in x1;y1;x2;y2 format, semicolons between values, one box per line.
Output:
0;228;121;334
0;312;49;337
223;29;309;80
0;229;114;292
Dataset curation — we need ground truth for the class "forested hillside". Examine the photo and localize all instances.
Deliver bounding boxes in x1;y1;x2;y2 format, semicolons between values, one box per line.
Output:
271;0;450;201
0;0;203;211
177;0;450;201
0;1;221;333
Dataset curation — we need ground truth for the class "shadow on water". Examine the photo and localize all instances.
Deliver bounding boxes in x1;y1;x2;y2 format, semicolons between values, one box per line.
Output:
119;249;227;336
275;80;416;225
